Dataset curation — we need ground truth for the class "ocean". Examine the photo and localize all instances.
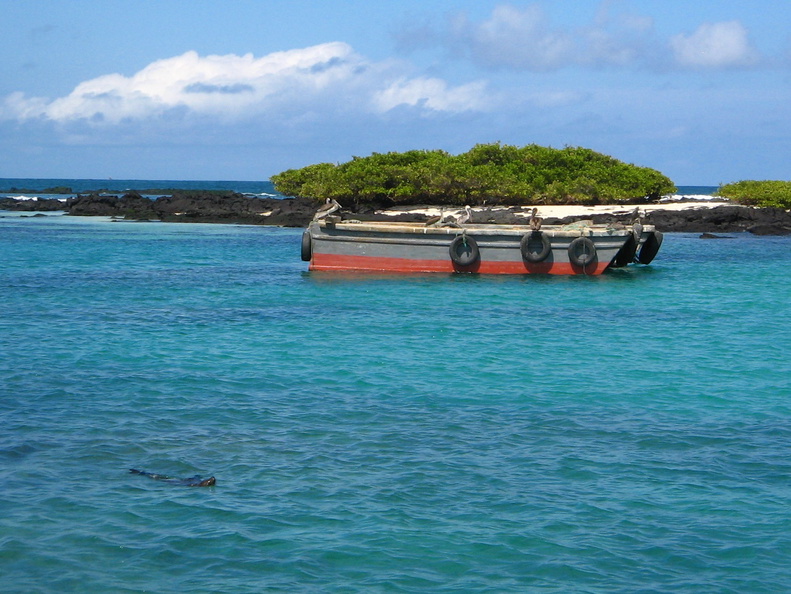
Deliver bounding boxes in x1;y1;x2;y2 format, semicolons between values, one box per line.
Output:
2;180;790;593
0;178;281;199
0;178;716;202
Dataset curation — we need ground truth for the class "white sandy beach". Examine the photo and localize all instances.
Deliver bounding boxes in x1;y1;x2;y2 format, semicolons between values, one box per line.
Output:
378;199;733;219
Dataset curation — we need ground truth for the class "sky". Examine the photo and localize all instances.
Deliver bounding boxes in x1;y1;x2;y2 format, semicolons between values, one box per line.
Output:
2;0;790;184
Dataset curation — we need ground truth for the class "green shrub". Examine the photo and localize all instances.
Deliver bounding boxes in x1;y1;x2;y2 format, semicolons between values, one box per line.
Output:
716;180;791;209
42;186;73;194
271;143;676;207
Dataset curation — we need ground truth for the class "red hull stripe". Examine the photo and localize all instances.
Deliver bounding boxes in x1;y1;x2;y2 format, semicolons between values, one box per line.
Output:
310;253;609;275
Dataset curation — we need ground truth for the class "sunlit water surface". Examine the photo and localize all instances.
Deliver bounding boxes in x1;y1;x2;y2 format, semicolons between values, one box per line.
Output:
2;212;790;592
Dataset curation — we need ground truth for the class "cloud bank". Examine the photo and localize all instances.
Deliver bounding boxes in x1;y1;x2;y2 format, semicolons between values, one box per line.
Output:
397;4;764;72
670;21;760;69
1;42;491;126
2;7;767;133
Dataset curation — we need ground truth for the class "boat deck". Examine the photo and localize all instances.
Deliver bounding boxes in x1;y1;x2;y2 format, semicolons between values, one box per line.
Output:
320;219;644;237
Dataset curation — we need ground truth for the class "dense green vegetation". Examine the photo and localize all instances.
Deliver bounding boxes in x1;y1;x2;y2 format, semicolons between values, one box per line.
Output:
716;180;791;209
271;143;676;208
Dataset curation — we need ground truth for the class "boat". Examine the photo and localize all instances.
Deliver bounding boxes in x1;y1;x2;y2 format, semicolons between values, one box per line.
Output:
301;208;662;275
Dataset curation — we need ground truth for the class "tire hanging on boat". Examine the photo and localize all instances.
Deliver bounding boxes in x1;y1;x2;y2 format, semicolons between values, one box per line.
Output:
301;230;312;262
520;231;551;263
449;234;480;267
567;237;597;267
637;231;663;264
610;233;638;268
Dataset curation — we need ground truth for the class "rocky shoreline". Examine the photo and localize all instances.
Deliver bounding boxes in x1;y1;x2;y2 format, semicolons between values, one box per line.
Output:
0;191;318;227
2;191;791;235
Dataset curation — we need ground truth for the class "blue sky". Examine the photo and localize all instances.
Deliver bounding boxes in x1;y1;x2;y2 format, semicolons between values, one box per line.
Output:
2;0;790;184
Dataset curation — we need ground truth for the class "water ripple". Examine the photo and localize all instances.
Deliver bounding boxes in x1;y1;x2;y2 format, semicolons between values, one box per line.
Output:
2;221;791;592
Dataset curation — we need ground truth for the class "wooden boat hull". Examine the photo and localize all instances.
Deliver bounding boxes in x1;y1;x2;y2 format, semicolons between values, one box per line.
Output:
304;220;660;275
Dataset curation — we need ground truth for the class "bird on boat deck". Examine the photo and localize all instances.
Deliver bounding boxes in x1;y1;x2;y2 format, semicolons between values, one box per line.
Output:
425;205;472;227
631;207;644;237
456;205;474;225
313;198;342;220
424;207;446;227
529;207;543;231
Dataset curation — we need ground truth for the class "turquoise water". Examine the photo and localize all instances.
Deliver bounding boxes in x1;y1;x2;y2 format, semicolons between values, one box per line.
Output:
0;178;280;197
2;212;790;593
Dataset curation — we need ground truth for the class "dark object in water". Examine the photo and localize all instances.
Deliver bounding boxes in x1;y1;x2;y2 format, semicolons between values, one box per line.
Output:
129;468;216;487
636;230;663;264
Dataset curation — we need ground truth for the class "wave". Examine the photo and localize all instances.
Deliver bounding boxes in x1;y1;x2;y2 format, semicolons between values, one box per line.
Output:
6;194;68;202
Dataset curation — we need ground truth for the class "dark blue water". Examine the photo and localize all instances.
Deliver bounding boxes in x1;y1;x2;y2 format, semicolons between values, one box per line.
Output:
0;178;281;198
0;178;714;200
2;195;790;592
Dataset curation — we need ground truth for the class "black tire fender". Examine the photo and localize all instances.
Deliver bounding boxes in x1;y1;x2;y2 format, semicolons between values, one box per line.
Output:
449;234;480;267
611;233;638;268
637;231;663;264
300;230;312;262
568;237;597;267
520;231;551;263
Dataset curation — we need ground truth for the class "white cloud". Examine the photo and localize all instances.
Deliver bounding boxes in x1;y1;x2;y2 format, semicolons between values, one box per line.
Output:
397;4;768;73
403;3;658;71
373;77;489;113
451;5;575;70
670;21;759;69
1;42;489;125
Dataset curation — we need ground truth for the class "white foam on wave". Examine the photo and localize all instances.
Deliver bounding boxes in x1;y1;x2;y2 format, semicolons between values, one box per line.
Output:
4;194;68;202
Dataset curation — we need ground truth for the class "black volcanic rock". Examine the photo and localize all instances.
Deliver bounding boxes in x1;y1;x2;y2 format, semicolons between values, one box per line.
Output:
644;206;791;234
746;223;791;236
5;192;791;234
66;194;123;216
529;205;791;235
61;191;319;227
0;197;68;211
699;233;733;239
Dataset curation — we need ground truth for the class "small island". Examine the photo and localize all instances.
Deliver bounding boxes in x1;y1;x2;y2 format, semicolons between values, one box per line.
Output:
716;180;791;209
2;147;790;234
271;143;677;208
269;144;791;235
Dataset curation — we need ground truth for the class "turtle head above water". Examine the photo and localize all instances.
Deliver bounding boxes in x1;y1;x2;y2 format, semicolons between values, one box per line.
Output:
190;476;216;487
